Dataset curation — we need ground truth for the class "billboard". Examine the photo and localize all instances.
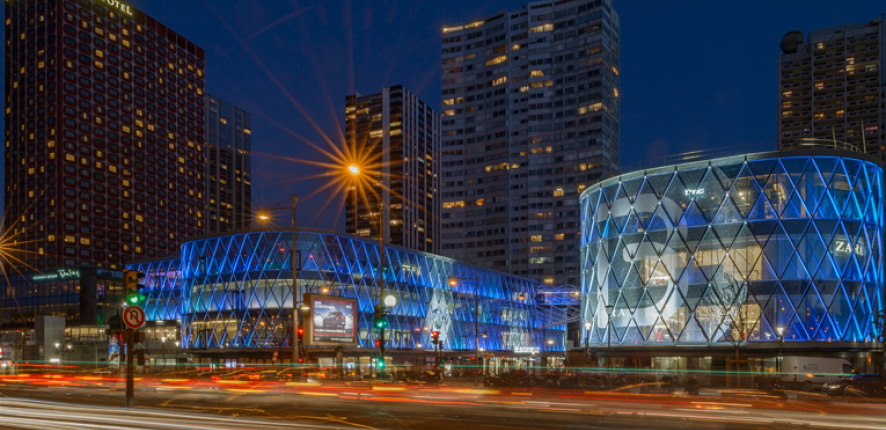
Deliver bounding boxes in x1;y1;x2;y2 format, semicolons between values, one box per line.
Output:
303;294;358;346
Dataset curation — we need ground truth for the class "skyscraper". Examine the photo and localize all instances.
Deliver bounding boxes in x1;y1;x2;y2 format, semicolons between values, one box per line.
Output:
778;19;885;161
206;94;252;233
4;0;207;270
345;85;440;254
439;0;620;285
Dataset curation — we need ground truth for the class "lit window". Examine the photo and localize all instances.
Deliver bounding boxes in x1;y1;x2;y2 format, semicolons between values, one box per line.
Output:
485;55;507;66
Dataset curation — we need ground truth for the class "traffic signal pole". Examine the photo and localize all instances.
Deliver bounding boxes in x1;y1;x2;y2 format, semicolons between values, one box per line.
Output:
125;328;134;408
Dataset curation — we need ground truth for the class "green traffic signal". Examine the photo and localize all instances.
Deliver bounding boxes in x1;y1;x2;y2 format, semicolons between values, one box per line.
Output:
377;360;385;368
127;293;146;305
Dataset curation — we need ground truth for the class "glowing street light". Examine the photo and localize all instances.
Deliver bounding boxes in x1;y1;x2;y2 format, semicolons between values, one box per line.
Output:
348;165;360;175
257;213;271;221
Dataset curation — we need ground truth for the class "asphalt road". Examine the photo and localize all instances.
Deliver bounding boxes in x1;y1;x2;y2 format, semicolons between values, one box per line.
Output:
2;383;886;429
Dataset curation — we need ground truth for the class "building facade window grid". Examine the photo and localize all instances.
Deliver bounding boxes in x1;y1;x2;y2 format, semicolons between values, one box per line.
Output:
4;0;207;271
345;86;440;254
439;0;620;286
206;94;252;234
581;152;884;347
132;230;562;352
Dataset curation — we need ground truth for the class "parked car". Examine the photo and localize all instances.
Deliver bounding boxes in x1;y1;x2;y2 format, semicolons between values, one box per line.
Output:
780;356;856;391
322;311;347;330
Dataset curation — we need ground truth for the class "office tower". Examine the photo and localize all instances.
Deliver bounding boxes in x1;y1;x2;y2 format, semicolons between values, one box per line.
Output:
778;18;885;161
3;0;207;271
206;94;252;233
439;0;620;285
345;85;440;254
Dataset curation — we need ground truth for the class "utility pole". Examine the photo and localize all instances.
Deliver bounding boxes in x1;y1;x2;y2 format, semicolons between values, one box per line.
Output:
125;329;134;408
291;195;300;367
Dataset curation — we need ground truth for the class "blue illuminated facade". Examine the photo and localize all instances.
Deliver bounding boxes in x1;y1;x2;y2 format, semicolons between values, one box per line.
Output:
580;151;884;349
131;229;557;354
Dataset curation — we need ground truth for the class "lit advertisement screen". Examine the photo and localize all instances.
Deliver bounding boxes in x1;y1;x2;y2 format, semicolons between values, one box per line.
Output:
304;294;357;346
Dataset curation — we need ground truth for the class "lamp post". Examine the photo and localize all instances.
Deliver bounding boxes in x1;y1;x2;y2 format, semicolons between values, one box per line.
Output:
348;166;385;299
350;165;392;375
776;326;784;375
449;274;481;385
54;342;60;367
256;194;300;366
606;309;613;366
584;321;592;366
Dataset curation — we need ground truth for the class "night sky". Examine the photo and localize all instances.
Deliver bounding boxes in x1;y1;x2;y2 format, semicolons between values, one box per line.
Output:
4;0;884;230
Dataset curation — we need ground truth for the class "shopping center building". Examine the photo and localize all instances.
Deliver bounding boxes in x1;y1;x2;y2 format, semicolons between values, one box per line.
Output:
580;149;884;372
130;228;561;370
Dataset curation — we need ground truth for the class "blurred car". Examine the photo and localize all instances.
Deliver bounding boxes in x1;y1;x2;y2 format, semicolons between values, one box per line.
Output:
322;311;346;330
832;374;886;397
236;370;280;381
210;369;251;382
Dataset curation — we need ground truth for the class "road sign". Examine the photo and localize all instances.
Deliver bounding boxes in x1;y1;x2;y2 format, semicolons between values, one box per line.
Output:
122;306;146;330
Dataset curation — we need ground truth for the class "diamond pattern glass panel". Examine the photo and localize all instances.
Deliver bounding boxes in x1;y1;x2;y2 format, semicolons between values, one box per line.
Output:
581;155;884;346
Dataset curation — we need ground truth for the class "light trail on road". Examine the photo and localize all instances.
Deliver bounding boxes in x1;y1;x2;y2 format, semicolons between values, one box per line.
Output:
0;398;364;430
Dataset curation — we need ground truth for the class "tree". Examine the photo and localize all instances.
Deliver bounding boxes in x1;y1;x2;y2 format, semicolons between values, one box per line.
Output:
705;273;750;363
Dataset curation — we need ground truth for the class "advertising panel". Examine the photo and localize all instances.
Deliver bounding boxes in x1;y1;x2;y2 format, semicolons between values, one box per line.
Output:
303;294;358;346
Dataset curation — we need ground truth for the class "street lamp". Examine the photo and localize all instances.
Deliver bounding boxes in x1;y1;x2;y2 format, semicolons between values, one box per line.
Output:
348;166;386;286
584;321;592;365
256;194;300;366
604;305;614;368
776;326;784;374
54;342;60;366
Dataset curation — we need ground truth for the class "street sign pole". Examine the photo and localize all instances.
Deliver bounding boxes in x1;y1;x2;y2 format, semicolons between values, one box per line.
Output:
121;305;145;408
125;328;134;408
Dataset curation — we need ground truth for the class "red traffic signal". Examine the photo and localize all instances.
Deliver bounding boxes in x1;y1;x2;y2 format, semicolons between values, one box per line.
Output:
297;326;304;336
431;331;440;340
374;339;382;348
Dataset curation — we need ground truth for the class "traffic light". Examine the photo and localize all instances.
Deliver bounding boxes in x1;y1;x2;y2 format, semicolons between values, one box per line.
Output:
297;325;304;340
374;339;382;348
373;305;387;329
124;270;146;305
377;359;385;369
431;330;440;346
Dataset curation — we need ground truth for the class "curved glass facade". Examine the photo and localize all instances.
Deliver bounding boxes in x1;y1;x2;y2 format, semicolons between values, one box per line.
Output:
141;230;552;352
580;152;884;347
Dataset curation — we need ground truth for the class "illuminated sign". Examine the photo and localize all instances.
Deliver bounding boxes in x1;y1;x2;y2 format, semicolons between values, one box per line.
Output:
30;268;80;282
101;0;133;16
515;346;539;353
834;241;864;256
684;188;705;197
303;294;358;347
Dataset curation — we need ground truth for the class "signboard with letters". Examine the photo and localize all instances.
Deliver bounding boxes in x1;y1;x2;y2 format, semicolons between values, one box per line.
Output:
29;268;80;283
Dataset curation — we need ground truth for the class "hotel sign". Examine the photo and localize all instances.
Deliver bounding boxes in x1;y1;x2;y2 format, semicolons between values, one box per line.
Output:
100;0;133;16
30;268;81;282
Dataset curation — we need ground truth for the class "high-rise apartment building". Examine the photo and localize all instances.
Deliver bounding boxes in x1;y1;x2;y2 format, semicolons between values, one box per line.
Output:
4;0;207;271
439;0;620;285
345;85;440;254
778;19;885;160
206;94;252;233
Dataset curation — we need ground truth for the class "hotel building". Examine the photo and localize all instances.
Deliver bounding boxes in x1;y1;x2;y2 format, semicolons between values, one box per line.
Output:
3;0;207;271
